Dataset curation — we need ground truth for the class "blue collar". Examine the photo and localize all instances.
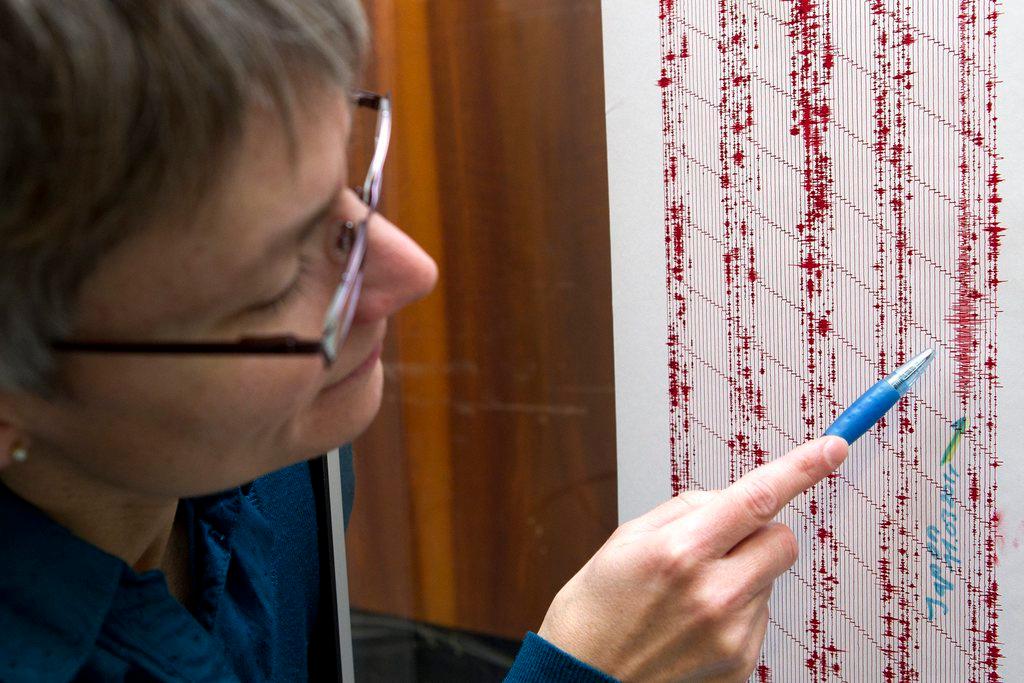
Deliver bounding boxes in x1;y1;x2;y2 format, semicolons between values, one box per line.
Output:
0;481;243;680
0;482;128;680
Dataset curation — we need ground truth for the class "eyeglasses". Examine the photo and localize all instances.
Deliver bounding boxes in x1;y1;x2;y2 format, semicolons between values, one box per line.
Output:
51;90;391;367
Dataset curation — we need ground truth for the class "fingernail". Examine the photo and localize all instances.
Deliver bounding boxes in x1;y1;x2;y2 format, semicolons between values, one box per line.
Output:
821;435;849;469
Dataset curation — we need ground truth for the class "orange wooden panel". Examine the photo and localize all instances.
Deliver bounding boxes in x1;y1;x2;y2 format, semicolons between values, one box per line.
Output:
347;0;616;640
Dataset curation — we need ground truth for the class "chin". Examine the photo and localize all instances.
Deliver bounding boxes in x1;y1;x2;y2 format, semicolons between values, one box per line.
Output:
302;360;385;454
342;361;385;436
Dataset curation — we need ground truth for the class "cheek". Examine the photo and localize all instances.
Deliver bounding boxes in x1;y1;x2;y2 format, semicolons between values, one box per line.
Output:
226;359;320;423
49;351;387;497
94;356;317;432
48;356;323;495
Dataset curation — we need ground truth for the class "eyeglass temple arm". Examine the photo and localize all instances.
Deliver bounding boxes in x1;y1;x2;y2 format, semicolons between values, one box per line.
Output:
361;95;390;209
50;336;324;355
352;90;382;110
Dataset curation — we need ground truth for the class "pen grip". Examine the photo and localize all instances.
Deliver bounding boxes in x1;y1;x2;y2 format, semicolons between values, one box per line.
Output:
823;381;901;445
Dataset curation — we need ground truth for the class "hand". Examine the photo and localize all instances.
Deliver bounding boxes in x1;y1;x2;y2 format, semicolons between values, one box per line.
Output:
537;436;849;682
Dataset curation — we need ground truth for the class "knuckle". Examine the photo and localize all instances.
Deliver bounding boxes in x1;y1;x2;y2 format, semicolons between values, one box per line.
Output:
695;583;739;626
740;477;780;520
710;629;748;671
656;538;700;578
609;520;633;539
772;523;800;565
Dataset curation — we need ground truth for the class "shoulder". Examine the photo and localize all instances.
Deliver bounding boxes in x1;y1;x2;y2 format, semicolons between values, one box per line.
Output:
0;483;125;682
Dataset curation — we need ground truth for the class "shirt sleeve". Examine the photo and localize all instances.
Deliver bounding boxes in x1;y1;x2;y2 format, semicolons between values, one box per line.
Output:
504;632;619;683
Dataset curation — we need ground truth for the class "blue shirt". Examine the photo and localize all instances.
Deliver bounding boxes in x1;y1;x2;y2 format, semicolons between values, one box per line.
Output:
0;448;614;682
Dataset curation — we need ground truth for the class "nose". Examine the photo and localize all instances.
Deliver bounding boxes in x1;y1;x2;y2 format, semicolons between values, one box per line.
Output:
349;206;438;325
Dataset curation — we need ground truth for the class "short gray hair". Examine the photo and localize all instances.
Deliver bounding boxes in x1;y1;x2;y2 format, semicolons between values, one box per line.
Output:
0;0;368;396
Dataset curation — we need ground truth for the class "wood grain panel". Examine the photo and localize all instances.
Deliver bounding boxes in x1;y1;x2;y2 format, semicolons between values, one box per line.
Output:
347;0;616;640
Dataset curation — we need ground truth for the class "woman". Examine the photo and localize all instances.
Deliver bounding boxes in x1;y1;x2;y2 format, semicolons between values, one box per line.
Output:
0;1;848;681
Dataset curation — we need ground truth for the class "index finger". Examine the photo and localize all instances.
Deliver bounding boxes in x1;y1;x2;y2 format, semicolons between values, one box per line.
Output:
673;436;849;558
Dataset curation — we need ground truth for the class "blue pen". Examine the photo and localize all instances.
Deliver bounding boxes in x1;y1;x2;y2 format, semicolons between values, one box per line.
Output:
824;349;935;444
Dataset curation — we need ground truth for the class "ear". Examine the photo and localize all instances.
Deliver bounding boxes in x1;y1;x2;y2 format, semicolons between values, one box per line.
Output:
0;422;24;471
0;394;28;471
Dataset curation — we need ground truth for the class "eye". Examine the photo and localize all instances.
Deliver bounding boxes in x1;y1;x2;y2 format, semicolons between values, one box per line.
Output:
251;254;314;315
335;220;358;264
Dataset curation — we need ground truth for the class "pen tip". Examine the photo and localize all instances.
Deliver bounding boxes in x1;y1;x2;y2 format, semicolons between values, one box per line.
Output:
909;348;934;365
885;349;936;395
909;348;936;374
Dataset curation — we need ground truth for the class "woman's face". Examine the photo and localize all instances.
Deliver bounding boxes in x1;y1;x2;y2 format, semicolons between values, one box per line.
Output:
7;86;437;499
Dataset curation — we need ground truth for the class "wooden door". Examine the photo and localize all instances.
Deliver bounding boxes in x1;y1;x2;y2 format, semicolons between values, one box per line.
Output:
346;0;616;640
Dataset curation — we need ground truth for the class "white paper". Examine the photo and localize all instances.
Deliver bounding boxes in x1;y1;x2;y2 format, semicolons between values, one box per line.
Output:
603;0;1022;678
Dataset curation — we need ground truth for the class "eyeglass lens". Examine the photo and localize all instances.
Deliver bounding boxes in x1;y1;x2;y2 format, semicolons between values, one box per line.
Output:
320;94;386;363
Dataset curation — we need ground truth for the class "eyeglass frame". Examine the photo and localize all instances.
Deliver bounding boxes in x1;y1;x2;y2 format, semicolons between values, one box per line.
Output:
49;89;391;368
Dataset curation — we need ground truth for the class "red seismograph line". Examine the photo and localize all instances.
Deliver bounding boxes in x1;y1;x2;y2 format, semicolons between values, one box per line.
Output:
657;0;1002;679
787;1;842;680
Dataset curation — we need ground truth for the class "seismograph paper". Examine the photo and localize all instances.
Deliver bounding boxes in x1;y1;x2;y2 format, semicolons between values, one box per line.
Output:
603;0;1024;679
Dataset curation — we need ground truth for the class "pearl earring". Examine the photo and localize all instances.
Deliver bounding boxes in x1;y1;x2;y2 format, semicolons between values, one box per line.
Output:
10;443;28;463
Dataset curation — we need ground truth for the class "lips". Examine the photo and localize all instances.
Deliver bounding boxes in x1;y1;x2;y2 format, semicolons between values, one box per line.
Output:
322;341;383;390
